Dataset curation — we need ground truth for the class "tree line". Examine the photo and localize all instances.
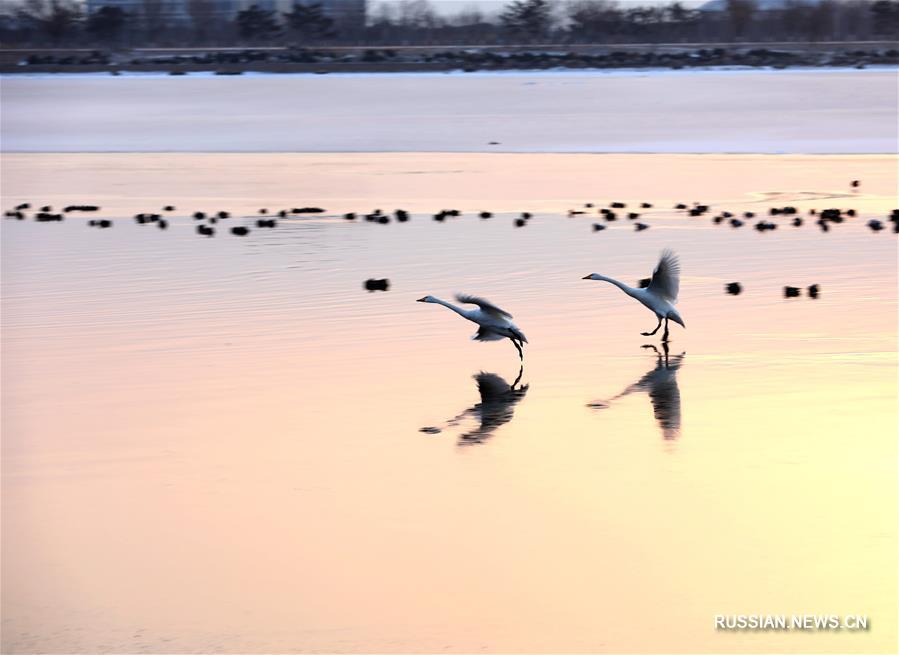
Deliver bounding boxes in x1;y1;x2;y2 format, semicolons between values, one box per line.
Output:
2;0;897;47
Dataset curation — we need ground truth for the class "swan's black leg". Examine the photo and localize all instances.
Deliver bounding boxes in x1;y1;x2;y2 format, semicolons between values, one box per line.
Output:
641;317;662;337
662;318;670;342
511;338;524;361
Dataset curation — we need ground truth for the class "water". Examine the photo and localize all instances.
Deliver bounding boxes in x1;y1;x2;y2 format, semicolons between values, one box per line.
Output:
1;71;897;653
2;68;897;153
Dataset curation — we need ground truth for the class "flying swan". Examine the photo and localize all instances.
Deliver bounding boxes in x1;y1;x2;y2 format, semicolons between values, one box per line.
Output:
583;249;686;342
416;294;528;360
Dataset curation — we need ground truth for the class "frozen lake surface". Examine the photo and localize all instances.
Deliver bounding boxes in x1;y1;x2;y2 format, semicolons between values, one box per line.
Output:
2;68;897;153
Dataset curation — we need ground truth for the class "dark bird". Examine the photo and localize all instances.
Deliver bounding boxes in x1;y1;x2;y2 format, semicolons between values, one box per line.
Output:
867;219;884;232
726;282;742;295
364;278;390;292
197;225;214;236
515;218;526;227
480;211;493;219
634;222;650;231
807;284;820;299
592;223;606;232
230;226;249;236
784;286;801;298
851;180;860;188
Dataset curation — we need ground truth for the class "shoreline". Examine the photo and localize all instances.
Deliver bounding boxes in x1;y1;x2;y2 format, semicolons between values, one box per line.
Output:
4;63;899;79
3;42;896;75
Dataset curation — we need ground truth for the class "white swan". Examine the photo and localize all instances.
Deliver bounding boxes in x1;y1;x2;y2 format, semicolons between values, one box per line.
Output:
583;249;686;342
416;294;528;360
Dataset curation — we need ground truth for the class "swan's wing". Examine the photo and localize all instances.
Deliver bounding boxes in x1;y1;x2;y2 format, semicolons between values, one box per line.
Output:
647;249;680;303
473;326;505;342
456;294;513;319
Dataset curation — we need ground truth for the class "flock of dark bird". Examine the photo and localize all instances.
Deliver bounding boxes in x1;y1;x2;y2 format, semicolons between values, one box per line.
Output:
5;179;896;303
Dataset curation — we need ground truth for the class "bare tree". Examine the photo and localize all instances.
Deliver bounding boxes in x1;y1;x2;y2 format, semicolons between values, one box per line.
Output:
17;0;83;44
726;0;757;39
501;0;553;41
567;1;622;41
284;2;335;41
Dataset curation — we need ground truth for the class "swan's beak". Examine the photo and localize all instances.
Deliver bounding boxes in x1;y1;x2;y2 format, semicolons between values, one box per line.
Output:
416;297;427;302
582;274;593;280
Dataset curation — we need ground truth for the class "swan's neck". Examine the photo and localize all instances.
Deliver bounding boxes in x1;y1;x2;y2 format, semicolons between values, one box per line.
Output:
433;298;468;317
594;275;641;299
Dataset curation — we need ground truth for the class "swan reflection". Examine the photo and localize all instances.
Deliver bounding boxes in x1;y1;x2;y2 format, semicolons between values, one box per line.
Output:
590;343;685;440
420;367;528;446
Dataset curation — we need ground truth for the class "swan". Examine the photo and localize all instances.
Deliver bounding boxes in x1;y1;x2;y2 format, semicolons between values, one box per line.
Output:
416;294;528;360
583;249;685;342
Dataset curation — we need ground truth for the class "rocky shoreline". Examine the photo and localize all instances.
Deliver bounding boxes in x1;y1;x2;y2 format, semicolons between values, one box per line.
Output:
3;43;897;74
